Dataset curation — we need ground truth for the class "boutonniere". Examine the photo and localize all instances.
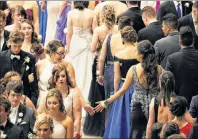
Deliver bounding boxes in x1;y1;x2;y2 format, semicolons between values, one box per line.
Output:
23;56;30;65
184;2;189;8
19;112;23;117
0;133;7;139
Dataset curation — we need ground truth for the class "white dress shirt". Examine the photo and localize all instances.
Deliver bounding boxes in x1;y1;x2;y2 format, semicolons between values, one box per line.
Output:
173;1;183;17
9;104;20;124
0;30;4;51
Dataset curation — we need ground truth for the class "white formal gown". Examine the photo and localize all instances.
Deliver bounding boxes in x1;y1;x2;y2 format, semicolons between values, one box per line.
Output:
67;27;93;101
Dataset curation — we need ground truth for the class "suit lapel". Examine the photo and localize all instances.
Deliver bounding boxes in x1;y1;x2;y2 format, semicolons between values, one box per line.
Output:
6;49;12;70
19;51;28;78
15;104;26;125
169;1;178;16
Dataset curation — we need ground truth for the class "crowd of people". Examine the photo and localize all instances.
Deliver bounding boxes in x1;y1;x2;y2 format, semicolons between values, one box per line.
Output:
0;1;198;139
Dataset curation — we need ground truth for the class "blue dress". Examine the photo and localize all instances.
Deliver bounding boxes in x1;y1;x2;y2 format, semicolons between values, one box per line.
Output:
37;1;48;45
103;56;138;138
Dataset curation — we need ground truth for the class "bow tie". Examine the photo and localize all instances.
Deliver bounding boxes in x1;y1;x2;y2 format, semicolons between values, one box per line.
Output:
0;125;4;131
11;54;20;60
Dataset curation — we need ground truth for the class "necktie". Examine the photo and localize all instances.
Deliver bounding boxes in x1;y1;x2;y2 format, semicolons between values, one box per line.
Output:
177;2;181;18
10;54;20;60
0;125;4;131
156;0;160;13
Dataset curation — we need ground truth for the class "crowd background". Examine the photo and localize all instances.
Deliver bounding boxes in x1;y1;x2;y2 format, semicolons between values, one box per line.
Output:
0;1;198;139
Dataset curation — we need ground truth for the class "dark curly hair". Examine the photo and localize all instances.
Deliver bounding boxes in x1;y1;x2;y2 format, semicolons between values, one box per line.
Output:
157;71;176;107
137;40;158;89
73;1;89;10
45;40;64;55
151;122;163;139
120;26;138;43
160;122;180;138
48;63;74;89
118;16;133;30
170;96;188;117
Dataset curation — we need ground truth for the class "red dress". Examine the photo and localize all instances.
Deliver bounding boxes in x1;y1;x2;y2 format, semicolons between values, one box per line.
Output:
180;123;193;137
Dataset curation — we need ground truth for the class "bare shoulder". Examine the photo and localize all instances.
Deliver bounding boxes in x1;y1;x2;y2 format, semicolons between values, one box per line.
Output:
36;58;46;67
62;115;73;129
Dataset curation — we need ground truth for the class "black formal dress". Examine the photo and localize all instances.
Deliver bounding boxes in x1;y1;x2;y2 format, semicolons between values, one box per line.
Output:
166;47;198;106
0;49;38;106
83;55;105;136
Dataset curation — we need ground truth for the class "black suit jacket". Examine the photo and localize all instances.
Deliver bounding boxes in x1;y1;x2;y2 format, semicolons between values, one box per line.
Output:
3;120;24;139
0;50;38;106
178;14;198;50
117;7;145;33
157;1;193;23
1;30;10;52
189;123;198;139
189;95;198;120
166;47;198;106
138;21;164;45
12;104;35;139
154;31;180;69
0;1;8;10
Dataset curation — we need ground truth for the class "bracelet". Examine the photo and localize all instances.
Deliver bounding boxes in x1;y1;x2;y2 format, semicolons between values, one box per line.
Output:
102;100;109;108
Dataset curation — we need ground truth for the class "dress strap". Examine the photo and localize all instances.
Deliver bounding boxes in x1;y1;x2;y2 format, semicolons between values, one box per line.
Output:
105;34;113;64
114;55;120;62
132;65;137;79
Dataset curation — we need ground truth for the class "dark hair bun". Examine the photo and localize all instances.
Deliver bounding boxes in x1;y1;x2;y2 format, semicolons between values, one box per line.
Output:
170;96;187;117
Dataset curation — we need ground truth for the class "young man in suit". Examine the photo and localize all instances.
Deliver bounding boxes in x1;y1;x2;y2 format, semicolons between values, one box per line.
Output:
6;80;35;139
178;2;198;50
0;10;10;52
157;1;193;23
138;6;164;45
0;30;38;106
166;26;198;107
117;1;145;33
154;13;180;69
0;95;24;139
